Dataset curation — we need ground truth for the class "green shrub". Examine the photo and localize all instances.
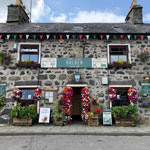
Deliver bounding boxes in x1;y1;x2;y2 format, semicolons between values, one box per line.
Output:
112;105;138;120
10;103;38;120
0;96;5;107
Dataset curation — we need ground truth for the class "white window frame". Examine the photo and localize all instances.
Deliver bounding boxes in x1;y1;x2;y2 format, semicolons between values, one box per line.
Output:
17;42;41;63
107;44;131;64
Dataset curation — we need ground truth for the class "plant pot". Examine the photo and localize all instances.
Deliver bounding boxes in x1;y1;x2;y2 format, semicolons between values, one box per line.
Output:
115;118;135;126
13;118;32;126
54;120;64;126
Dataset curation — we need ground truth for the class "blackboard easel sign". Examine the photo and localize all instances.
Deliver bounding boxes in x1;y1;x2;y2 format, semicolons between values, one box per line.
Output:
141;81;150;96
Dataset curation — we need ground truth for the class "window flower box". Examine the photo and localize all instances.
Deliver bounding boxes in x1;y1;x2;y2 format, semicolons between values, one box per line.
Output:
115;117;135;126
108;63;132;68
16;62;40;68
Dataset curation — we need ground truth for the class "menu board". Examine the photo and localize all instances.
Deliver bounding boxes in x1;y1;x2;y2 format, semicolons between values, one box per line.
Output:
141;81;150;95
39;108;51;123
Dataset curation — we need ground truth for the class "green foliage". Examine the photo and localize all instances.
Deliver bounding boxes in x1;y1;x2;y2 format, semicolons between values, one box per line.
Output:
138;52;149;63
25;59;31;63
117;59;123;64
0;96;5;107
112;105;138;120
52;101;64;122
10;103;38;120
0;52;11;65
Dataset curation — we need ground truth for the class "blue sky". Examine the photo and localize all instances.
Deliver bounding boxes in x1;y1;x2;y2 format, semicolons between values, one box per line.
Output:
0;0;150;23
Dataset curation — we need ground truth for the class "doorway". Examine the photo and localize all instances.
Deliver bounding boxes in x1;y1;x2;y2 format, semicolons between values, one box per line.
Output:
71;87;82;122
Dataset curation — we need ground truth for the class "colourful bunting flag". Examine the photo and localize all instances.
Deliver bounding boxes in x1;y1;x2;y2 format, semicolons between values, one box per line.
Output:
7;35;10;40
86;35;89;40
26;34;29;39
46;35;50;39
0;34;2;39
19;34;23;39
127;35;131;40
106;35;110;40
66;35;70;40
14;35;17;40
79;35;82;40
100;35;103;40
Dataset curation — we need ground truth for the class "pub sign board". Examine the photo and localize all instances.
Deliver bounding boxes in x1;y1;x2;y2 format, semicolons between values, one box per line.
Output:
141;81;150;95
103;109;112;125
41;58;107;68
0;82;6;95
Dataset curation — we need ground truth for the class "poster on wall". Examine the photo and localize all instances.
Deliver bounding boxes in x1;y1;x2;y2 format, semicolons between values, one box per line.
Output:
39;108;51;123
41;58;57;68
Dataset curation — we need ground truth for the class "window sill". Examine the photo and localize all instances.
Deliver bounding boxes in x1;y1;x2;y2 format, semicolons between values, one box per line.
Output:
108;64;132;68
16;63;40;68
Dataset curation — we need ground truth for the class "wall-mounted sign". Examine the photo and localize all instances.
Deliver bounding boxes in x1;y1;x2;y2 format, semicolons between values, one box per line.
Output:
0;82;6;95
39;108;51;123
103;109;112;125
41;58;57;68
41;58;107;68
141;81;150;95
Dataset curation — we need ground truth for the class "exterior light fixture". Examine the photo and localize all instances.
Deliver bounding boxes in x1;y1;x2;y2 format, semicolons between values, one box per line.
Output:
74;72;80;83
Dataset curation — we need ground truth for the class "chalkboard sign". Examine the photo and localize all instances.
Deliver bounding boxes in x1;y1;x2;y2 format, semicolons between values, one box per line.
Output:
141;81;150;95
0;82;6;95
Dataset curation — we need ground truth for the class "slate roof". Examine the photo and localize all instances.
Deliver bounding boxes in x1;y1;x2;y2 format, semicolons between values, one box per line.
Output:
0;23;150;34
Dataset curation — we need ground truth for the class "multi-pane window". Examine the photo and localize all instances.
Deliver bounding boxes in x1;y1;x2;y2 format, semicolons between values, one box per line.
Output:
45;91;57;103
19;88;35;106
112;87;130;106
20;45;39;63
109;45;129;63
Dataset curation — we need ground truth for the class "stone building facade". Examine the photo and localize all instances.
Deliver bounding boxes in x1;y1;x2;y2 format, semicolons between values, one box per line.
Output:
0;2;150;124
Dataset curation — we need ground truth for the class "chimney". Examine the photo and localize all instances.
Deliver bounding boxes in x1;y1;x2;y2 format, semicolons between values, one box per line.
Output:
125;1;143;24
7;2;29;23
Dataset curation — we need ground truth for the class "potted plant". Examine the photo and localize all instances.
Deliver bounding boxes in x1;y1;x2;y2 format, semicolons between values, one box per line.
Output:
0;52;11;65
112;105;138;126
0;95;5;109
52;101;64;126
138;52;149;63
10;103;38;126
88;107;102;126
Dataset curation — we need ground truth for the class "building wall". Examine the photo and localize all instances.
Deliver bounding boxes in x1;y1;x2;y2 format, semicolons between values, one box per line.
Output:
0;38;150;124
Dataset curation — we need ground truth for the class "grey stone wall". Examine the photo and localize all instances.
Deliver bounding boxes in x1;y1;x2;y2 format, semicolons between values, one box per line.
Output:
0;38;150;124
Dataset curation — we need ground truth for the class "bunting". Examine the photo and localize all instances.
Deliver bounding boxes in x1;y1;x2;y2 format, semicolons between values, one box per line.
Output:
100;35;103;40
53;35;56;39
7;35;10;40
66;35;70;40
19;34;23;39
120;35;124;40
86;35;89;40
0;34;2;39
106;35;110;40
141;35;144;40
14;35;17;40
33;35;36;40
147;36;150;40
26;34;29;39
60;35;63;39
46;35;50;39
79;35;82;40
40;35;43;40
72;34;76;39
127;35;131;40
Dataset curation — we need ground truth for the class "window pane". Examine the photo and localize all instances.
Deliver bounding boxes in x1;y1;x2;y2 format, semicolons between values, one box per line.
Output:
111;55;118;63
29;54;38;62
21;54;29;61
119;55;127;61
21;89;28;99
20;89;34;100
28;89;34;99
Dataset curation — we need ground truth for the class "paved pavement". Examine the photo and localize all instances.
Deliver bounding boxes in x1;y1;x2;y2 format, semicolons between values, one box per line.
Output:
0;123;150;136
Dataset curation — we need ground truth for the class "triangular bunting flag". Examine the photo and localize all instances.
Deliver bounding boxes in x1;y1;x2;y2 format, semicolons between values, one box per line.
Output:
33;35;36;40
7;35;10;40
19;34;23;39
79;35;82;40
26;34;29;39
134;35;137;40
66;35;70;40
93;35;96;39
100;35;103;40
106;35;110;40
127;35;131;40
86;35;89;40
0;34;3;39
14;35;17;40
72;35;76;39
141;35;144;40
147;36;150;40
120;35;124;40
46;35;50;39
53;35;56;39
60;35;63;39
40;35;43;40
113;35;117;40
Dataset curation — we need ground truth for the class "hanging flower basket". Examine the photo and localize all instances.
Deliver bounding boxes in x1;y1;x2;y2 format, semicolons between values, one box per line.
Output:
62;86;73;124
128;87;137;102
81;87;90;123
33;88;42;101
108;88;117;101
12;88;22;101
